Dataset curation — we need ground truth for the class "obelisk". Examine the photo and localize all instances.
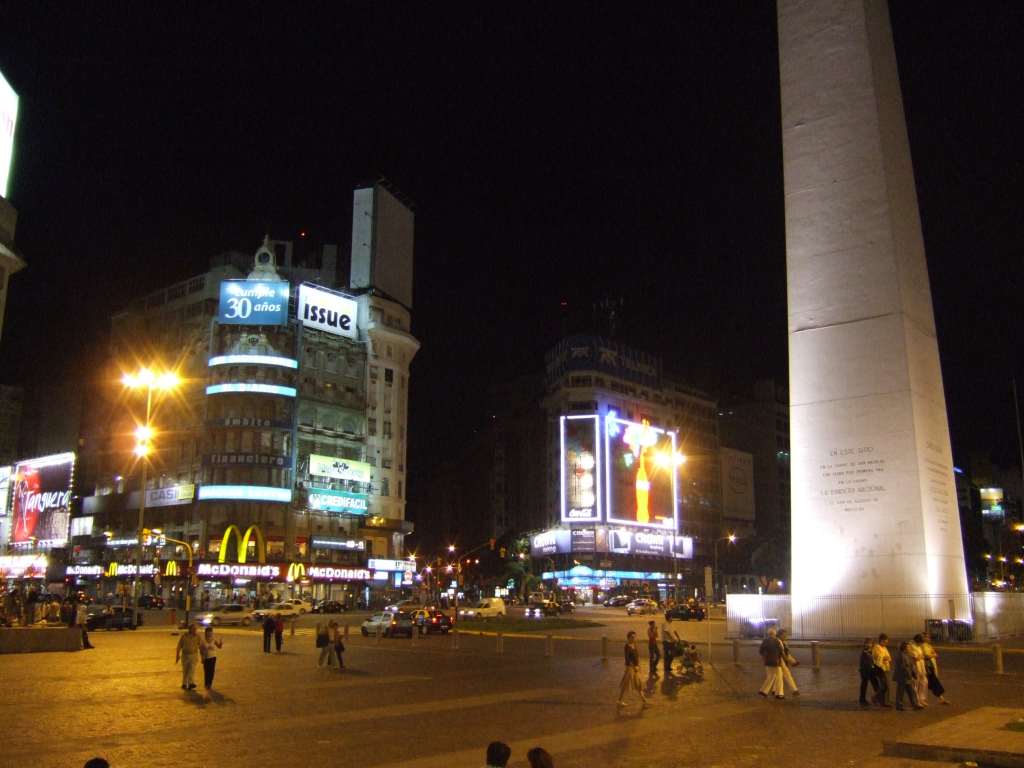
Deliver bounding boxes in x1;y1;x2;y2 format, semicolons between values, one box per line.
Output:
778;0;968;637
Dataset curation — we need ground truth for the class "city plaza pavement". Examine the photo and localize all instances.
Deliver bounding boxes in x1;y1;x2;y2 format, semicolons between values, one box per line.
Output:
1;621;1021;768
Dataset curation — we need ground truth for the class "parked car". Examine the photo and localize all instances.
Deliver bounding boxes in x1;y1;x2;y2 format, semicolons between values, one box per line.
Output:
86;606;137;631
408;608;452;634
665;601;706;622
525;600;560;618
312;600;347;614
603;595;631;607
138;594;165;610
458;598;507;620
199;604;247;626
246;603;302;625
555;599;575;614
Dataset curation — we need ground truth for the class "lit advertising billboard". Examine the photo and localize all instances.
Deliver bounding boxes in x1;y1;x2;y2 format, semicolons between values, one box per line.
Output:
0;465;10;516
11;453;75;548
308;454;371;483
604;415;678;529
530;528;571;557
297;284;358;339
0;68;17;199
560;415;601;523
218;280;290;325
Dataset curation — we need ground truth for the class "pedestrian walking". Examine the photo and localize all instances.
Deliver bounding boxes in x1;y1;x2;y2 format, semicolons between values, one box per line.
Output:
333;620;346;669
26;587;38;625
316;621;333;667
617;631;650;710
906;634;928;707
661;618;678;676
485;741;511;768
647;620;660;678
758;627;784;699
75;600;94;649
871;633;892;707
526;746;555;768
919;632;949;705
262;614;275;653
175;623;201;691
200;626;223;692
274;613;285;653
777;629;800;696
893;641;923;710
858;637;879;706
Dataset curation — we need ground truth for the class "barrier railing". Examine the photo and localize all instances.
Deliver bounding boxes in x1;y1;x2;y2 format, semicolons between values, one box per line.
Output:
726;591;1024;641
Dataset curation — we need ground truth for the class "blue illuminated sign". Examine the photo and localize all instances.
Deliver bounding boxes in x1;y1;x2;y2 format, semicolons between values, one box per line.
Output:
209;355;298;369
218;280;290;326
307;488;369;515
198;485;293;503
206;383;297;397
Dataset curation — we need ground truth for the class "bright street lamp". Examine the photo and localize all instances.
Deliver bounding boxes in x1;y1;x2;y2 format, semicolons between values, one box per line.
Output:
122;366;180;628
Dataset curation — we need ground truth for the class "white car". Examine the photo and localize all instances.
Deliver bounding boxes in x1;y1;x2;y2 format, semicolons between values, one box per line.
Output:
458;598;507;619
625;598;659;615
361;612;396;636
199;604;248;626
247;602;302;625
283;598;314;614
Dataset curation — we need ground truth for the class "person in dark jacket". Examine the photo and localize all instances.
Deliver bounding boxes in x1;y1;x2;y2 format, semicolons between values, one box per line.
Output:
893;641;923;710
274;613;285;653
262;614;275;653
758;627;784;699
858;637;879;706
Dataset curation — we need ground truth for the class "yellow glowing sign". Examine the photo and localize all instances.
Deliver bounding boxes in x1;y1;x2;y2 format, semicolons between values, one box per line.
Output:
164;560;179;577
286;562;306;582
218;524;266;564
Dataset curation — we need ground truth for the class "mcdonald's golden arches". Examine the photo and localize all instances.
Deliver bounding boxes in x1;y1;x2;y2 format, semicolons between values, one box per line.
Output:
217;524;266;564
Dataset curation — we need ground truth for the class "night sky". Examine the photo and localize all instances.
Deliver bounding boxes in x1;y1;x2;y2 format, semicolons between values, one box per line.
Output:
1;3;1022;492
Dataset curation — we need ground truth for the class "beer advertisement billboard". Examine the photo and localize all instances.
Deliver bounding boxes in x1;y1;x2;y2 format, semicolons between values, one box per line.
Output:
604;415;678;529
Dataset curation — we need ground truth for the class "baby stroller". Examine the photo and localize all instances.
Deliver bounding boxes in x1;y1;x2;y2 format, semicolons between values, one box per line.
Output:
671;640;704;679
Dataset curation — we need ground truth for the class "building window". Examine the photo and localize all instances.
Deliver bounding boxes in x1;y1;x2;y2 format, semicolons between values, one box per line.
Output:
383;421;392;438
384;368;394;385
398;481;403;499
380;478;390;497
368;418;377;436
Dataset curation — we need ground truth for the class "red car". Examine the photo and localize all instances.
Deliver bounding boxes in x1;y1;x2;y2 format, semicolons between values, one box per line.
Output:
409;608;452;634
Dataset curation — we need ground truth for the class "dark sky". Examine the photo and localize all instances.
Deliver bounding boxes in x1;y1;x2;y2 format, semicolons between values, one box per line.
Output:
1;2;1022;482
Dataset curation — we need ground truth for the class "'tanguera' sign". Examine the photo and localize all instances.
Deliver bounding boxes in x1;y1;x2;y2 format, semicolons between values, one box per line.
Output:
298;284;358;339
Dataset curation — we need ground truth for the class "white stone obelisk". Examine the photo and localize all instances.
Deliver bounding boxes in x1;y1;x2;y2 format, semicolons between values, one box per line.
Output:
779;0;968;637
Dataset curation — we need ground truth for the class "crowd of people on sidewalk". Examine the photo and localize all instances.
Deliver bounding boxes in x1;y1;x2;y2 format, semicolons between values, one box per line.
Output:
757;627;949;709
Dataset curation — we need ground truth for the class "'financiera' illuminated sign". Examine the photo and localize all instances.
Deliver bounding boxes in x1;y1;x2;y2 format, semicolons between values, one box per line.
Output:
218;280;290;326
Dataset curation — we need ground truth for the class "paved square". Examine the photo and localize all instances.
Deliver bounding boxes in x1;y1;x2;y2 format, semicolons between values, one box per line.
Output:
1;624;1022;768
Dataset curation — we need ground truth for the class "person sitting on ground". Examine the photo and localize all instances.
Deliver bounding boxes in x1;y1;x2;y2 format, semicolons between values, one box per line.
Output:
485;741;511;768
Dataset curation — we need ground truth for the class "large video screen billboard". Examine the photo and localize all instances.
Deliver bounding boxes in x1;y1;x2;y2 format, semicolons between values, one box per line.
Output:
0;68;17;199
604;415;678;529
560;415;601;523
11;453;75;547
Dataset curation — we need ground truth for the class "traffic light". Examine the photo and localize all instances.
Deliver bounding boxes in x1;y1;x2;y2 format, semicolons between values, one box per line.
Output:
500;547;507;559
489;538;496;551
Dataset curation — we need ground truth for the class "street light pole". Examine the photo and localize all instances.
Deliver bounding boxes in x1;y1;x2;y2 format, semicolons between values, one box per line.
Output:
132;385;153;629
712;533;736;603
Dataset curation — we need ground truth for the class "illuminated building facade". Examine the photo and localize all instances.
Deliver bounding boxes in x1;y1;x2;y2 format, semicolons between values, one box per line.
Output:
74;182;418;602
